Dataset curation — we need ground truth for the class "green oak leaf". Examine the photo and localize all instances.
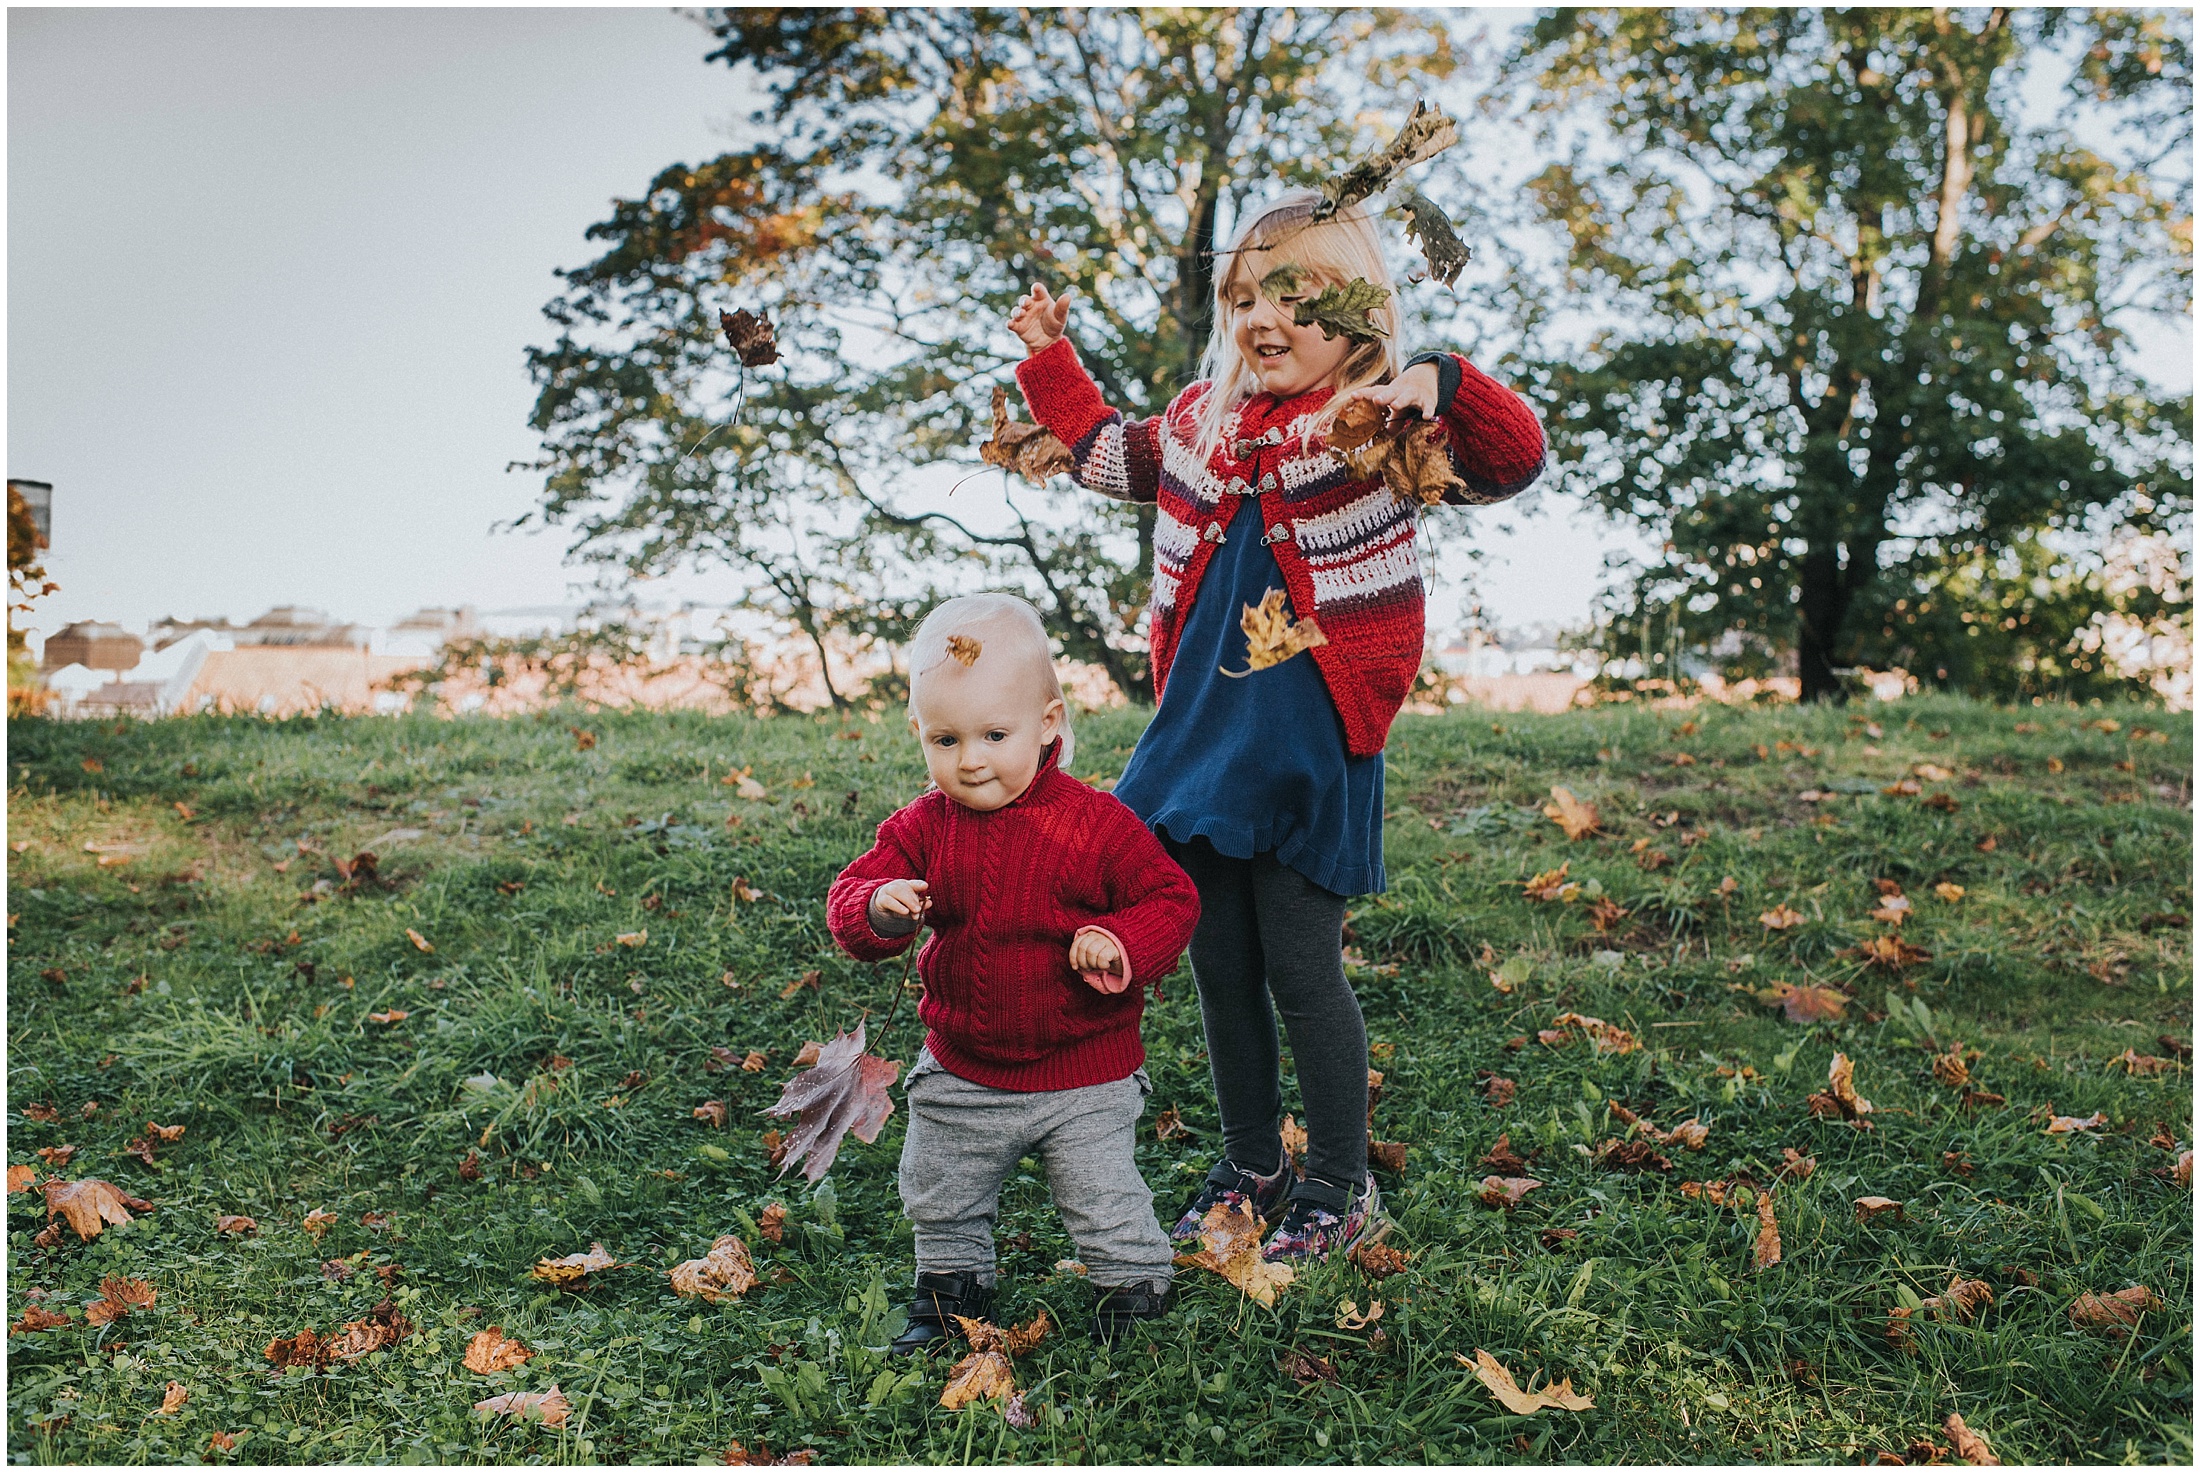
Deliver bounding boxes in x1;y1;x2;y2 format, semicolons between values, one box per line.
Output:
1292;278;1391;342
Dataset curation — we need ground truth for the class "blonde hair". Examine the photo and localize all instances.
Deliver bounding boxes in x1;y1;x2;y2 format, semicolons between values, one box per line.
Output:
905;593;1075;769
1189;189;1408;463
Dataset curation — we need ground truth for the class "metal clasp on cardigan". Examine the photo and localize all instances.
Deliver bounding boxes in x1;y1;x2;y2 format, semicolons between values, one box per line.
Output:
1202;521;1228;545
1262;521;1292;545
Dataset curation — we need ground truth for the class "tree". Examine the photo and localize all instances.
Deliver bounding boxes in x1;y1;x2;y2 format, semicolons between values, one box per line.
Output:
1491;7;2192;700
515;8;1462;704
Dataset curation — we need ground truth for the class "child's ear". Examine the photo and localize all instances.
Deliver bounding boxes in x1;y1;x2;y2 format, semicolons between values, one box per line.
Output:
1040;698;1065;740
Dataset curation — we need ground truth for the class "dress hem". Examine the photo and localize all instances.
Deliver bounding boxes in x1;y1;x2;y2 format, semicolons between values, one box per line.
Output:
1142;810;1385;898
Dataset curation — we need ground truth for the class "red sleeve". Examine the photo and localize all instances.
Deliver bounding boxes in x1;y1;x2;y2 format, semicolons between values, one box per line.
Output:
1013;339;1166;505
825;800;936;962
1080;797;1200;991
1435;354;1547;506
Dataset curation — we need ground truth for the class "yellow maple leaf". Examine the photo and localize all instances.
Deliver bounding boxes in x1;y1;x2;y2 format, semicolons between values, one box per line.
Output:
1220;589;1327;678
1458;1349;1595;1414
1171;1200;1296;1307
939;1349;1017;1409
1542;786;1599;840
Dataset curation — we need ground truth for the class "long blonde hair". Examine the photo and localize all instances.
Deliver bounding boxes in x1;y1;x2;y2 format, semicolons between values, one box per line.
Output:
1189;189;1408;463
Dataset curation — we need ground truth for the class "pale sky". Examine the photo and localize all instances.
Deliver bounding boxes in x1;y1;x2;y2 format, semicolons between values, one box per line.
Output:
6;8;2184;653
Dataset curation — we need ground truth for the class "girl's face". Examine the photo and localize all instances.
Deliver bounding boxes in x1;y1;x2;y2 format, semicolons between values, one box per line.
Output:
908;660;1063;813
1226;255;1354;399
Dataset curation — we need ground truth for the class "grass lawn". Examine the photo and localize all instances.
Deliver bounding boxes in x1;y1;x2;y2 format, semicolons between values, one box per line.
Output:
5;695;2192;1464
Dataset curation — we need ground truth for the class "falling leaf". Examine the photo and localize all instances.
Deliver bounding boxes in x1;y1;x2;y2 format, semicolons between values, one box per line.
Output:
1538;785;1602;841
1854;1196;1905;1223
761;1023;900;1183
1319;98;1460;219
1373;420;1469;507
939;1349;1018;1410
718;308;779;368
475;1385;572;1428
7;1164;35;1194
11;1305;72;1335
2045;1111;2107;1135
2069;1285;2160;1336
1389;180;1471;288
1756;980;1848;1023
1944;1413;2000;1466
159;1381;188;1415
83;1274;156;1325
1173;1200;1296;1306
670;1235;757;1303
1288;277;1391;343
1753;1191;1782;1270
216;1214;258;1236
977;385;1074;482
1478;1176;1543;1210
1521;862;1573;902
41;1178;150;1242
1459;1348;1594;1415
1759;904;1806;930
1221;588;1327;677
758;1203;787;1243
531;1242;620;1286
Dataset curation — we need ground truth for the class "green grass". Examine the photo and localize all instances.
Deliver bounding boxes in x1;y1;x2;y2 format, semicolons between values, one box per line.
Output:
5;696;2192;1464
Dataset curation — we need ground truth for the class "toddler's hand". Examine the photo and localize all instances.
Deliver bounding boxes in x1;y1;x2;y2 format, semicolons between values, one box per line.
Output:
1336;361;1443;431
870;878;931;928
1008;283;1073;356
1069;927;1128;994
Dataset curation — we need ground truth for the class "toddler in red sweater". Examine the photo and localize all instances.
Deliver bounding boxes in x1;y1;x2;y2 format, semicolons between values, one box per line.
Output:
826;593;1200;1352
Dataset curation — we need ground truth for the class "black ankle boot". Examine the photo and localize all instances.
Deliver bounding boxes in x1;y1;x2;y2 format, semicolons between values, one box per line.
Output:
888;1270;996;1357
1091;1280;1174;1344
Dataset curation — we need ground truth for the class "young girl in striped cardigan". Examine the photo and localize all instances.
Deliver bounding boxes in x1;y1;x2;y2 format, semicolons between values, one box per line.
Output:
1007;189;1545;1260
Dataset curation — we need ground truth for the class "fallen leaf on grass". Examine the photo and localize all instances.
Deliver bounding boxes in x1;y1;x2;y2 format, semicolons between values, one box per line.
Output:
215;1214;257;1236
723;1441;816;1466
2045;1111;2107;1135
1853;935;1933;971
1543;786;1599;840
1280;1349;1339;1386
36;1145;73;1166
366;1010;408;1025
264;1328;330;1370
463;1326;533;1373
326;1299;413;1361
670;1235;757;1302
1173;1200;1296;1306
7;1164;35;1194
2108;1049;2176;1076
1934;882;1966;903
1960;1088;2006;1110
939;1349;1018;1409
1221;589;1328;677
1757;981;1847;1023
1538;1228;1579;1250
1351;1238;1412;1279
1923;1277;1994;1325
1870;893;1913;925
11;1305;72;1335
42;1178;151;1241
2069;1286;2160;1336
778;970;821;1000
1805;1053;1875;1126
1370;1140;1408;1172
531;1243;620;1286
2176;1151;2193;1189
207;1431;242;1453
1777;1148;1817;1180
615;930;648;948
1753;1191;1782;1269
83;1275;155;1325
1596;1140;1672;1173
1854;1196;1905;1223
1458;1348;1594;1414
761;1023;899;1183
1153;1107;1185;1141
756;1202;787;1243
1478;1176;1543;1209
22;1102;60;1123
693;1101;727;1128
1479;1072;1517;1107
1335;1298;1384;1330
1481;1134;1532;1174
474;1385;571;1428
1931;1047;1972;1089
1944;1412;2000;1465
159;1381;188;1415
404;928;434;954
1759;904;1805;930
1520;862;1574;902
1544;1012;1640;1055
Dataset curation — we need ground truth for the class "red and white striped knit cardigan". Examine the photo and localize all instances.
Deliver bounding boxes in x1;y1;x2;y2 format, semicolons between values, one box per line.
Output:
1015;338;1547;757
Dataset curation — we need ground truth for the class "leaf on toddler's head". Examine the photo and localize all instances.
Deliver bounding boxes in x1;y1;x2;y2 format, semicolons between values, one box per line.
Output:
944;635;982;666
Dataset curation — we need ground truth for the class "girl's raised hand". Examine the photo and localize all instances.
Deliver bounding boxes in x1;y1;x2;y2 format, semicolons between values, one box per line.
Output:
1007;283;1073;356
1335;360;1444;430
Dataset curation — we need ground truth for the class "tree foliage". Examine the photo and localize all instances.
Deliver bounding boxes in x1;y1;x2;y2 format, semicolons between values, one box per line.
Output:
517;8;1459;703
1492;7;2192;700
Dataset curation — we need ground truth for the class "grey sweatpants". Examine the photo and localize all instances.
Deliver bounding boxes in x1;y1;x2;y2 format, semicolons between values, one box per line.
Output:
897;1049;1174;1289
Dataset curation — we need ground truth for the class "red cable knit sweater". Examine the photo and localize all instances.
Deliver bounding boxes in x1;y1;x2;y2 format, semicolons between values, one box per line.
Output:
826;743;1201;1092
1016;339;1546;756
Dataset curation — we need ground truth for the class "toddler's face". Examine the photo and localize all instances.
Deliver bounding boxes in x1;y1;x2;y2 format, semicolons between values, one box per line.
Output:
910;661;1063;813
1227;255;1354;399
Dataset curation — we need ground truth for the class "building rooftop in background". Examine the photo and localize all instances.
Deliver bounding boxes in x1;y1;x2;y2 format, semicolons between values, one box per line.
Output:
41;620;142;672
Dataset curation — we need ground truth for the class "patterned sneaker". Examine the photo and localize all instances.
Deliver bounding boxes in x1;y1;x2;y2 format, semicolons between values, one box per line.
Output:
1261;1173;1381;1262
1169;1154;1290;1244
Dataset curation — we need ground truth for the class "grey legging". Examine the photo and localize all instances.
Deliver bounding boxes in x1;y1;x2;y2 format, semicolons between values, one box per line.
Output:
1166;837;1368;1199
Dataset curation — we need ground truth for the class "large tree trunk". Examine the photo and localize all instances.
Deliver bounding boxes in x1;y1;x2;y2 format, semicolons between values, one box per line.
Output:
1795;548;1849;702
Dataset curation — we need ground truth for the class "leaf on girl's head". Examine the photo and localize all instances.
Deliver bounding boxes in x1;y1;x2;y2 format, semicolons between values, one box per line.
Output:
1219;588;1327;678
978;386;1074;482
1292;279;1390;343
1759;904;1805;930
41;1178;149;1241
1477;1175;1543;1210
463;1326;533;1374
718;308;779;368
1258;264;1305;300
2069;1285;2159;1336
1458;1348;1594;1415
1752;1191;1782;1270
669;1235;757;1302
2045;1111;2108;1135
944;634;983;666
1756;980;1847;1023
1318;98;1461;218
939;1349;1017;1409
530;1242;620;1285
475;1385;572;1428
1543;785;1600;839
761;1024;900;1183
1388;182;1471;287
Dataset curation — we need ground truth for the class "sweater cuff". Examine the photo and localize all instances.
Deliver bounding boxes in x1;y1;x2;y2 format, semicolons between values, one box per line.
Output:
828;877;920;961
1072;924;1133;994
1405;351;1463;413
1013;338;1112;447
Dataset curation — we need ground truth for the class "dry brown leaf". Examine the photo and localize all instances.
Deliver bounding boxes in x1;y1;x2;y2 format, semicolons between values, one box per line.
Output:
41;1178;150;1241
1379;421;1469;507
216;1214;258;1236
741;1050;769;1073
207;1431;240;1453
761;1023;900;1183
2108;1049;2176;1076
778;970;821;1000
531;1242;619;1285
1351;1240;1412;1279
1222;588;1327;677
7;1164;35;1194
1481;1134;1531;1175
1326;393;1392;452
1334;1297;1384;1330
1944;1412;2000;1465
1661;1119;1710;1151
264;1327;330;1370
1480;1073;1518;1107
11;1305;72;1335
463;1326;534;1374
1854;934;1934;971
1478;1176;1543;1210
1548;1012;1640;1055
1922;1277;1994;1325
615;930;648;948
1173;1200;1296;1306
36;1145;74;1166
1370;1140;1408;1172
1459;1348;1595;1414
670;1235;758;1302
366;1009;408;1025
1543;786;1600;840
1521;862;1575;902
723;1441;816;1466
2045;1111;2108;1135
943;634;983;666
1854;1196;1906;1223
693;1101;728;1128
978;386;1074;482
1759;904;1806;930
1280;1348;1340;1386
301;1208;338;1238
758;1202;787;1243
1596;1138;1672;1173
1931;1048;1972;1090
22;1102;60;1123
1777;1148;1817;1181
1753;1191;1783;1269
1870;894;1914;925
1805;1053;1875;1125
1960;1088;2006;1111
159;1381;188;1415
474;1385;571;1428
1934;882;1966;903
1757;980;1848;1023
1154;1107;1186;1142
939;1349;1017;1409
2176;1150;2193;1189
2070;1285;2160;1336
83;1274;155;1325
327;1298;412;1361
404;928;434;954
